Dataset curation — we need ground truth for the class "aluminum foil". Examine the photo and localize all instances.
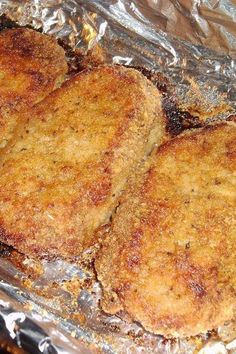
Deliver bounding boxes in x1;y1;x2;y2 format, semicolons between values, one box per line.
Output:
0;0;235;353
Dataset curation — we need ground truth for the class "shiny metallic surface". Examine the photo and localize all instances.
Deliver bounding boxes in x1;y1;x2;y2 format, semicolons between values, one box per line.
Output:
0;1;235;353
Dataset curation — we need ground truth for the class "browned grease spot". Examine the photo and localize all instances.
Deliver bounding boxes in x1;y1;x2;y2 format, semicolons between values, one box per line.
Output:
131;65;203;136
0;225;24;243
87;178;112;206
154;314;185;331
163;96;202;136
126;228;143;270
176;253;207;299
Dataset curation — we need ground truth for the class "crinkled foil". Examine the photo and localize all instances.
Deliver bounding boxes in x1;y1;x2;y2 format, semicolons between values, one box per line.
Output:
0;1;235;353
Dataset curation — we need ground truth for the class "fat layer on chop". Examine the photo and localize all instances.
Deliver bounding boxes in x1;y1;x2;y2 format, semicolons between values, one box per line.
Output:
96;121;236;338
0;65;167;259
0;28;67;147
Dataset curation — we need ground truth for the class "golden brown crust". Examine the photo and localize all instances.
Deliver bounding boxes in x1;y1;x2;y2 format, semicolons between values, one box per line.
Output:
0;28;67;147
95;121;236;338
0;65;167;259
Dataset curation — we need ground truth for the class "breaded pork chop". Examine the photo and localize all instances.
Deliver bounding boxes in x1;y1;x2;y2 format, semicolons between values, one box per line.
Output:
0;28;67;147
96;121;236;338
0;65;167;259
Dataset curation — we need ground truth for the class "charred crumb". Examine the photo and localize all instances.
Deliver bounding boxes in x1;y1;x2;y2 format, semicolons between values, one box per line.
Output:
0;14;42;33
0;241;13;257
185;242;191;249
106;323;121;333
207;329;217;338
57;39;86;76
127;329;143;339
0;15;20;31
82;278;93;289
160;337;172;346
226;114;236;122
58;39;106;76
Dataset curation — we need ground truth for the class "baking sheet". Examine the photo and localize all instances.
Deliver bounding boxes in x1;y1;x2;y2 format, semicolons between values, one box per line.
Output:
0;1;235;353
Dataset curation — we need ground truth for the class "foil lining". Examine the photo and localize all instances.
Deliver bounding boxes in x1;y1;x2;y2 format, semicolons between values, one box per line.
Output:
0;0;235;353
